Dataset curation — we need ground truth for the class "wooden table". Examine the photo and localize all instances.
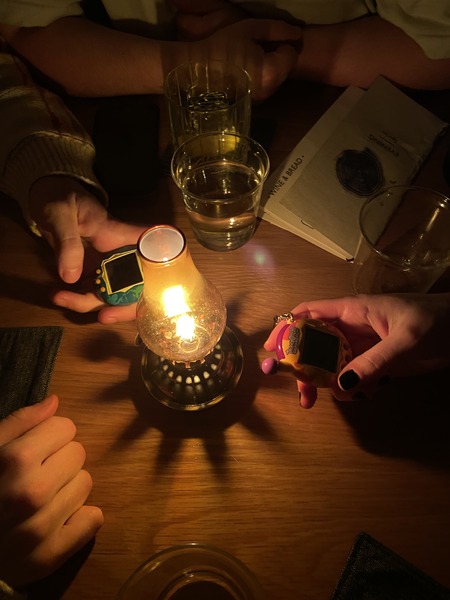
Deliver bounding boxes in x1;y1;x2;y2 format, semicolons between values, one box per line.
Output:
1;80;450;600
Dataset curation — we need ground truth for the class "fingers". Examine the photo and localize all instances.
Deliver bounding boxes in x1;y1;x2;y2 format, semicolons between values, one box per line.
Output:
19;415;77;464
246;18;303;44
59;504;104;558
98;303;138;324
1;471;104;588
247;20;303;100
38;199;87;285
29;176;137;286
297;381;317;409
51;288;138;322
51;289;105;313
87;219;147;254
57;236;86;284
49;219;146;319
337;331;411;394
30;503;104;583
0;416;80;529
47;199;86;283
42;470;96;534
263;298;350;351
172;0;230;12
40;440;87;492
18;505;104;587
0;395;58;446
258;43;299;98
175;7;245;40
290;297;350;323
172;0;246;36
202;18;302;101
263;320;286;351
0;406;103;589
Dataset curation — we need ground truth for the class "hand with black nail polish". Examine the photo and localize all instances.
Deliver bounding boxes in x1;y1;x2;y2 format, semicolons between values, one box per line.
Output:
264;292;450;407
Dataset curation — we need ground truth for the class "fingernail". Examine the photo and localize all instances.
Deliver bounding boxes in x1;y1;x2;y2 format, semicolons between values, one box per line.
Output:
352;391;367;401
39;395;55;405
53;296;68;308
101;315;117;324
62;268;80;284
378;375;391;387
339;369;360;391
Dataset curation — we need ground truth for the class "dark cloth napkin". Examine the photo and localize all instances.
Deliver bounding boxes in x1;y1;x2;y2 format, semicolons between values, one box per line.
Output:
331;532;450;600
0;326;63;420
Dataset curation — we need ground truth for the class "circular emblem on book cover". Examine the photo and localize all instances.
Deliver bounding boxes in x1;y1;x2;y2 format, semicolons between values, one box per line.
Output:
336;147;384;196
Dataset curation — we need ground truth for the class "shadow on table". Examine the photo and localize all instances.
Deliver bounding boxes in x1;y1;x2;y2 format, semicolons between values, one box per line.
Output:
336;367;450;468
86;322;280;480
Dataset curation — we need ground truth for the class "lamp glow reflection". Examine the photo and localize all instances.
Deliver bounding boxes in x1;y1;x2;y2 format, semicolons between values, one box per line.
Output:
136;225;243;410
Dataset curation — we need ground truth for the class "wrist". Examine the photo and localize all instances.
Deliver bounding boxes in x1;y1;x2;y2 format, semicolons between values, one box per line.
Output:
161;40;196;78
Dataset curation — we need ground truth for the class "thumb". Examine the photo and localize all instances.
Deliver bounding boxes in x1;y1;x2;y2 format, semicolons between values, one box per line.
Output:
338;337;402;391
49;204;85;284
0;395;59;446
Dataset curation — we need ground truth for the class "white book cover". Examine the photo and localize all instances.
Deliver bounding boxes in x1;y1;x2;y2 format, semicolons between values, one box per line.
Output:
260;77;447;260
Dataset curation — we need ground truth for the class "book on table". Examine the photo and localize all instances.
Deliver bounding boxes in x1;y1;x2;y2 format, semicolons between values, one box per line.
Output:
259;77;448;260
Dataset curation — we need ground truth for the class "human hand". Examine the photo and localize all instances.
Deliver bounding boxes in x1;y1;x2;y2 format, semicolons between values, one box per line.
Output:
194;19;303;102
29;175;147;323
0;395;104;589
264;293;450;408
172;0;247;40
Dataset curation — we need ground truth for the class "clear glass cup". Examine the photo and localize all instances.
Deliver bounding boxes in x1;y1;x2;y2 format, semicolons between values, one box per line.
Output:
352;185;450;293
116;544;265;600
164;60;252;150
171;132;270;251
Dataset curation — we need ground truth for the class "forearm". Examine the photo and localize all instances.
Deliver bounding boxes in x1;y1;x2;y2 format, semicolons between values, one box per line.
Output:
1;18;191;97
294;16;450;90
0;48;107;230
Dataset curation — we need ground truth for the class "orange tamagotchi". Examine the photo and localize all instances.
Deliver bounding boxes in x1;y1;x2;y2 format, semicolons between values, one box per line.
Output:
261;316;352;388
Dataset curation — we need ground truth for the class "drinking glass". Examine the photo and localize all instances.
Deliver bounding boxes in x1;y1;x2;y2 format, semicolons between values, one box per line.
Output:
164;60;252;149
171;132;270;251
352;185;450;293
117;544;265;600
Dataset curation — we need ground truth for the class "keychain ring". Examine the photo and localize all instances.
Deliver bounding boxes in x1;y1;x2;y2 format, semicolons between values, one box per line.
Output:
273;312;295;327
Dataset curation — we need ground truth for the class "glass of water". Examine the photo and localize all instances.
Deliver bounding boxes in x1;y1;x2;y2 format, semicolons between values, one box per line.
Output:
171;132;270;251
164;60;252;150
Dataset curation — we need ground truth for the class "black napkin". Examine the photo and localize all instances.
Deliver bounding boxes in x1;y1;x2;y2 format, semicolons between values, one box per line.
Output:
0;326;63;420
331;532;450;600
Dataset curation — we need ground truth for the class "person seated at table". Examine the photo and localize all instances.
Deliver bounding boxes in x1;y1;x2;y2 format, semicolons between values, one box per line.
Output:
173;0;450;91
0;44;145;324
0;3;302;103
0;0;449;101
0;395;104;598
264;292;450;409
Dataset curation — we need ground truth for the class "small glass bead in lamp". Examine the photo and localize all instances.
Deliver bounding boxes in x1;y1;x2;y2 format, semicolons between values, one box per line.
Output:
136;225;243;410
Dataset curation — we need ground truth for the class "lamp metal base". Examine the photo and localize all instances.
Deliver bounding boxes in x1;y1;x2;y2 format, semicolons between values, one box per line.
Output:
140;327;243;410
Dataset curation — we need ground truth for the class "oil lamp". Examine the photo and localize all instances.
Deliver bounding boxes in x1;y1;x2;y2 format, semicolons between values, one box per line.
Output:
136;225;243;410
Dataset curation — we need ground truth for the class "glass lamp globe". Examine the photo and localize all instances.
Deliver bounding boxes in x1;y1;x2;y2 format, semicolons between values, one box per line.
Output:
136;225;243;410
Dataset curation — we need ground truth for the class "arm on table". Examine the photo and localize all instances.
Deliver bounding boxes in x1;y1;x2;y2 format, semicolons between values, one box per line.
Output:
0;46;146;322
294;16;450;90
0;17;302;101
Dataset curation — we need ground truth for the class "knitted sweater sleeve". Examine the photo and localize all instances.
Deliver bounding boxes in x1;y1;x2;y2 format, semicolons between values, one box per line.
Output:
0;46;107;231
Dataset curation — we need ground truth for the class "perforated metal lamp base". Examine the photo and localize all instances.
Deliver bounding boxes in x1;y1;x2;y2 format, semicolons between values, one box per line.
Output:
140;327;243;410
